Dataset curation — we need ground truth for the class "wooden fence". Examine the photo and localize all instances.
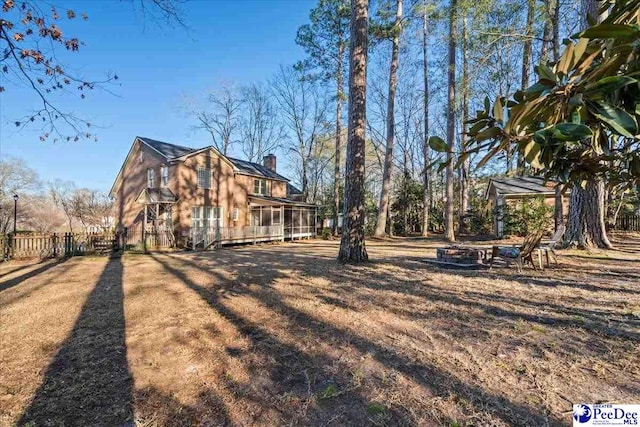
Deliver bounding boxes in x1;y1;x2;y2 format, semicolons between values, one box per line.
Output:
1;232;119;259
615;215;640;231
124;224;174;249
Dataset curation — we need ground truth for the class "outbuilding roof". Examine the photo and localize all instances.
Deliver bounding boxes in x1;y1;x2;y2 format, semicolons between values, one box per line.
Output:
486;176;556;199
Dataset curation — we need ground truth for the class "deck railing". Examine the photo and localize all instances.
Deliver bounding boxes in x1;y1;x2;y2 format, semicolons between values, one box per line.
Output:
191;225;284;249
284;225;315;237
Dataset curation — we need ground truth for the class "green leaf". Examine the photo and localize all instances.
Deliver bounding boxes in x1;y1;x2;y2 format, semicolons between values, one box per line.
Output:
591;102;638;137
437;158;451;173
557;42;574;75
468;120;487;135
475;127;502;141
523;141;542;169
585;76;637;95
572;38;589;65
537;63;557;83
553;123;593;140
580;24;640;40
493;97;504;122
428;136;449;152
453;151;470;170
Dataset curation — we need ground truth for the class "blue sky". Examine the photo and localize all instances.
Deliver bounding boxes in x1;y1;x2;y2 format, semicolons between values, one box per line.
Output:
0;0;315;191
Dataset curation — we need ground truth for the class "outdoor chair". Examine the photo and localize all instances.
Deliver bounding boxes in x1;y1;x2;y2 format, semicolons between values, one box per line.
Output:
537;224;566;267
489;230;545;272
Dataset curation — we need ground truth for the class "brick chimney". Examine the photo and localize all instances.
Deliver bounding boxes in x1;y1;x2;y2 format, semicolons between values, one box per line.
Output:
263;154;277;172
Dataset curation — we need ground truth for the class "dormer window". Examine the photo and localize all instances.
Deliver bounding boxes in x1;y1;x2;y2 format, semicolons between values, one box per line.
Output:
147;168;155;188
253;179;268;196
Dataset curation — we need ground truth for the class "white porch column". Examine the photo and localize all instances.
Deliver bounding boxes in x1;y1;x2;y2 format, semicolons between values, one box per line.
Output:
496;196;505;238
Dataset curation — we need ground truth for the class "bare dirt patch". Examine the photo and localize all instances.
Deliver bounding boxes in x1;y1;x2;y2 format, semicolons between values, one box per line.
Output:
1;235;638;426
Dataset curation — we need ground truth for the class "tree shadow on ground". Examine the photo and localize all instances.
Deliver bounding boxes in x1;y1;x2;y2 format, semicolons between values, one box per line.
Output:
369;257;640;342
151;254;379;426
0;262;40;279
0;260;79;308
18;255;134;426
0;258;68;293
154;251;563;426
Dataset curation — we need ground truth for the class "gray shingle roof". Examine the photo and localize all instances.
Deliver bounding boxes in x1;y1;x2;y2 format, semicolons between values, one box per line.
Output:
138;136;195;159
287;183;302;195
248;195;316;207
137;136;290;181
488;176;555;196
227;157;289;182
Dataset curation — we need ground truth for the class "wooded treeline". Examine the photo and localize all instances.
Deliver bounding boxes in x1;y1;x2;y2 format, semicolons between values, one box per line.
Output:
0;157;113;234
189;0;583;229
3;0;638;260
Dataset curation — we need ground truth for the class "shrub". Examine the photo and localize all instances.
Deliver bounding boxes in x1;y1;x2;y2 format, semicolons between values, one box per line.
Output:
467;196;493;234
498;197;554;237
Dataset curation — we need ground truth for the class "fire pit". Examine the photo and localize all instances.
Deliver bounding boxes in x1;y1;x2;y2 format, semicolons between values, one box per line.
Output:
436;246;488;266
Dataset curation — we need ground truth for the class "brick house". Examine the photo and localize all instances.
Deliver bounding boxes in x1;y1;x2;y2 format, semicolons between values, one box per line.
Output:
109;137;317;247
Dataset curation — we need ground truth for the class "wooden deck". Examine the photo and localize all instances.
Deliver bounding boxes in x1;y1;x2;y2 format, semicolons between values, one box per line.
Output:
191;225;315;249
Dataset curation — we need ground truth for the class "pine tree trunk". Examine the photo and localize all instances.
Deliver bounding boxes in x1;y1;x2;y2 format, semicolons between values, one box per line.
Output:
458;14;469;234
541;1;551;62
333;44;344;236
552;0;560;61
565;0;612;249
444;0;456;242
375;0;402;237
421;0;430;237
338;0;369;263
517;0;535;173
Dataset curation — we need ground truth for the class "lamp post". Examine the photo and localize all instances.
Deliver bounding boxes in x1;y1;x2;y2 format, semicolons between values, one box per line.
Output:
13;194;18;235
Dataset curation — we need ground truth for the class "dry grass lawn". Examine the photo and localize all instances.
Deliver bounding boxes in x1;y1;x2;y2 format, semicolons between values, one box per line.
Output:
1;234;639;426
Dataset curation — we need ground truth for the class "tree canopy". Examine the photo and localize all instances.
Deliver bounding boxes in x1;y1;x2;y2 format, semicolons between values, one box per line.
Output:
460;0;640;188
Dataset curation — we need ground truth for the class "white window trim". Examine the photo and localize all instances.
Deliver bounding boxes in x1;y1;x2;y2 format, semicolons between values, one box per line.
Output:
253;178;268;196
191;206;223;228
147;168;155;188
197;167;212;189
161;165;169;187
232;207;239;222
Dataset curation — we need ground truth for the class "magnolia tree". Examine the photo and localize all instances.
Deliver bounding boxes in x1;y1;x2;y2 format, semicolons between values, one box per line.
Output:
431;0;640;249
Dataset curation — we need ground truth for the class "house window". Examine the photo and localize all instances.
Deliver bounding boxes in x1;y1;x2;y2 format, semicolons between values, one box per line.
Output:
232;208;239;222
147;168;155;188
191;206;223;228
139;151;144;163
197;168;211;189
253;179;268;195
161;165;169;187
